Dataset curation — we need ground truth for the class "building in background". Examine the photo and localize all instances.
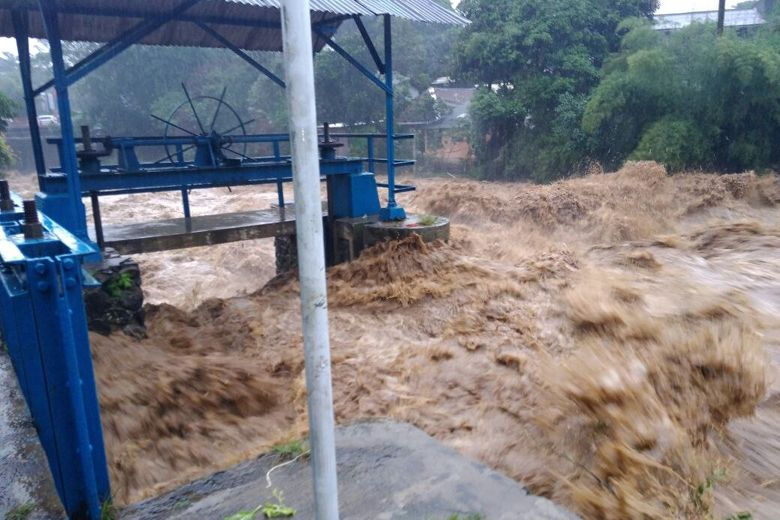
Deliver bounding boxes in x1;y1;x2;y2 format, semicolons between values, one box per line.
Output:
400;81;474;174
653;0;773;33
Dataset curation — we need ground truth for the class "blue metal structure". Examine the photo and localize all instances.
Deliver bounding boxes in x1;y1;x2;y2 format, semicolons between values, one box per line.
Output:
1;0;467;240
0;187;108;519
40;124;416;248
0;1;469;518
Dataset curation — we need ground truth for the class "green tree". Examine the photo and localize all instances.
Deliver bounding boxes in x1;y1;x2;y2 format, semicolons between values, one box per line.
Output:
583;18;780;172
455;0;658;181
0;90;15;171
314;9;457;127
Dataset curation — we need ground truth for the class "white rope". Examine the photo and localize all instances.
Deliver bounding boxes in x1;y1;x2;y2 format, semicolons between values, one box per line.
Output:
265;450;311;488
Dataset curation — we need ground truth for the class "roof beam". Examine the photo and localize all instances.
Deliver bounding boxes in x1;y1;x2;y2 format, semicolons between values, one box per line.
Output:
53;5;284;29
194;21;286;89
352;15;384;74
33;0;205;96
312;28;391;96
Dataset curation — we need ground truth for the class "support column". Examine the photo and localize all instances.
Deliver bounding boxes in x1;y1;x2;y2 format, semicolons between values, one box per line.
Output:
37;0;89;241
379;14;405;221
12;10;46;179
280;1;340;519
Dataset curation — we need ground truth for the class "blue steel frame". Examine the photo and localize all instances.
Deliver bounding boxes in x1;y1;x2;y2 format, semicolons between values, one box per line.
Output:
42;131;413;223
15;1;409;239
0;198;109;520
12;10;46;179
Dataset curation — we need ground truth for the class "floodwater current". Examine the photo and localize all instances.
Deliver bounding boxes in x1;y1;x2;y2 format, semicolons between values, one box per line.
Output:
8;163;780;518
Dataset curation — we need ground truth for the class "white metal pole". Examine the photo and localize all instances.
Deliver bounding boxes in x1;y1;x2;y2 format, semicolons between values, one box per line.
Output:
280;2;340;519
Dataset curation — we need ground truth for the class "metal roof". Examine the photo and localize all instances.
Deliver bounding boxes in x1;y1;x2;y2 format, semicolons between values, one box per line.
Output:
653;8;766;31
0;0;469;52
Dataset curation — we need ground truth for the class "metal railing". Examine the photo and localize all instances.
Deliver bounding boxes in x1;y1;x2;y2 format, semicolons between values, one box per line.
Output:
48;132;416;225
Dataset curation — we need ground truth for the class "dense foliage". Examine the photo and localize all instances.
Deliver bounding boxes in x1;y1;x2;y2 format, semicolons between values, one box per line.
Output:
458;0;780;180
456;0;658;181
584;16;780;172
0;91;14;170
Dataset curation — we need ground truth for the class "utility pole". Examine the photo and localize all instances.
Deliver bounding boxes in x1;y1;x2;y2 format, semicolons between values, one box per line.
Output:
717;0;727;35
280;1;340;519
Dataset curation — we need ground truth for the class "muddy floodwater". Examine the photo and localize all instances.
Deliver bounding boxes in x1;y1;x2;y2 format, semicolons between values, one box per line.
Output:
10;163;780;518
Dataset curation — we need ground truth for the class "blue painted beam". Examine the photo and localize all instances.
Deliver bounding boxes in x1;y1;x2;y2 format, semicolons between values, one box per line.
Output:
39;160;364;195
195;22;286;89
0;190;107;520
313;28;392;96
330;133;414;139
47;134;291;147
376;182;416;193
353;16;384;74
37;0;90;242
11;10;46;178
379;14;405;221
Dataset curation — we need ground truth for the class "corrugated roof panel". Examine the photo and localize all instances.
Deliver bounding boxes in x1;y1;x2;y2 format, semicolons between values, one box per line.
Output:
353;0;412;19
0;0;469;50
398;0;470;25
308;0;373;16
355;0;468;25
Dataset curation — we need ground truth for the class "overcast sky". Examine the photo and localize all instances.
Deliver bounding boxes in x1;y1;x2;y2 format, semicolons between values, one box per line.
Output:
0;1;750;56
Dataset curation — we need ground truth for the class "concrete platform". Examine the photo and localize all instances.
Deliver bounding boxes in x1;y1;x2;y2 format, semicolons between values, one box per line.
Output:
0;353;65;520
121;421;577;520
364;214;450;248
94;207;298;255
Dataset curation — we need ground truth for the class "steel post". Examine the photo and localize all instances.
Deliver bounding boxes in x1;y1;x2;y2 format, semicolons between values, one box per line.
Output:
12;10;46;179
38;0;90;241
280;1;340;518
367;135;375;173
379;14;405;221
25;255;108;519
90;192;105;249
273;141;285;207
181;187;191;219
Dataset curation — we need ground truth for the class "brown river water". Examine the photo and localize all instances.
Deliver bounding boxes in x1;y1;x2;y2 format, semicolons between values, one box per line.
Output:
7;163;780;518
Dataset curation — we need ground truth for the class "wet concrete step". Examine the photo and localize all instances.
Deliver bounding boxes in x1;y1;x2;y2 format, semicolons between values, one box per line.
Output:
121;421;578;520
0;353;66;519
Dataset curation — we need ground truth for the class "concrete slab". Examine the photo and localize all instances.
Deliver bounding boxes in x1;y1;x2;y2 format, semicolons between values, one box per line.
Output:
96;207;298;255
0;352;65;519
121;421;577;520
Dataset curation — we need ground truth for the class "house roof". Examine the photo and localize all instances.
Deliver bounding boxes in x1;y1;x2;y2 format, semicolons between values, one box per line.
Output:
428;86;474;129
653;8;766;31
0;0;469;52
